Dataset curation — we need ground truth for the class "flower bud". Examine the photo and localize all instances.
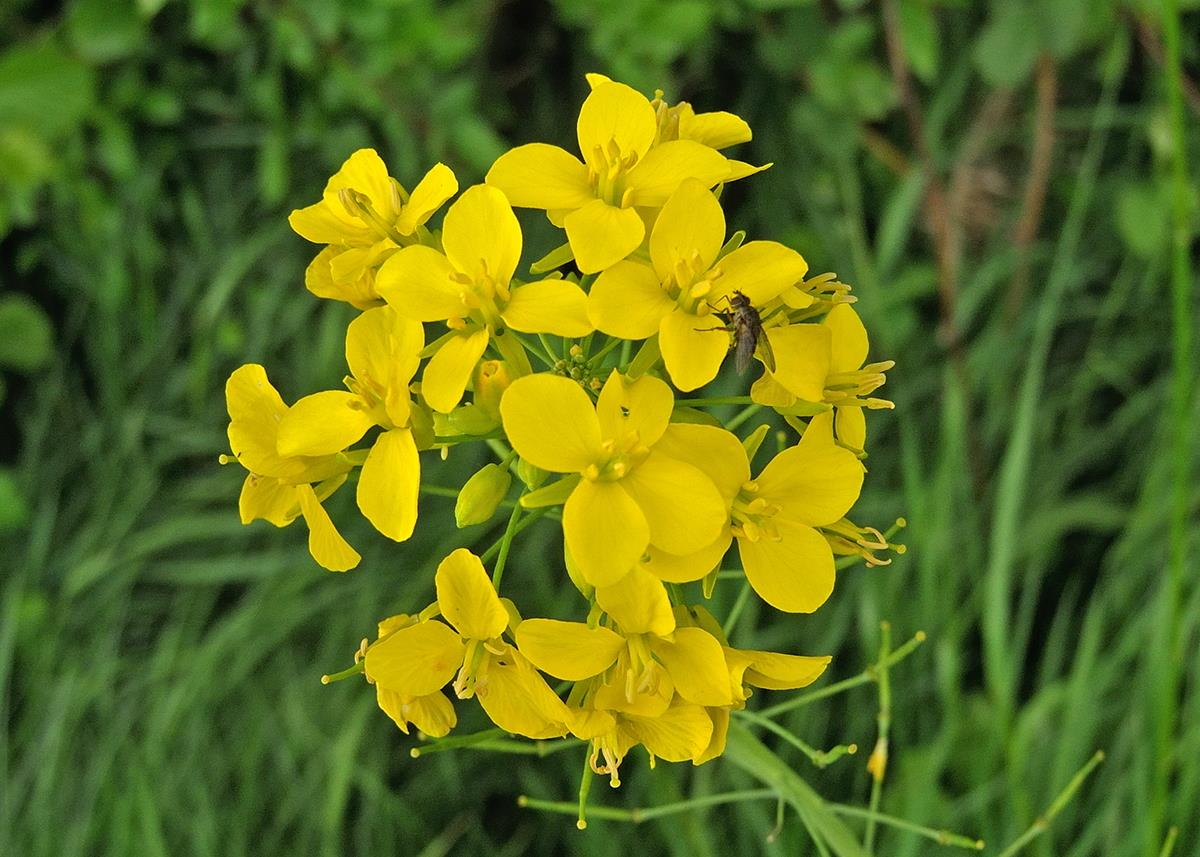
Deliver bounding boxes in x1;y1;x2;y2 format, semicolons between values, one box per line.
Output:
455;463;512;528
474;359;511;422
516;457;548;489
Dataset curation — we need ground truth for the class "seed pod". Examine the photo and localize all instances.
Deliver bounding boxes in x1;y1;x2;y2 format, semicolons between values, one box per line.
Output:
455;463;512;528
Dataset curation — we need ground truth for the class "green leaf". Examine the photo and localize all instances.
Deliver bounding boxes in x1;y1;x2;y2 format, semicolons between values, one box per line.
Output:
724;722;872;857
0;294;54;373
898;0;940;82
973;2;1039;87
1115;182;1168;259
0;468;29;533
67;0;146;64
0;41;96;138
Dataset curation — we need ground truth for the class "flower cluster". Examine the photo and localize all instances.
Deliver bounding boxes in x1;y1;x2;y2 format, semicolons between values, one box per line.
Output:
222;75;897;788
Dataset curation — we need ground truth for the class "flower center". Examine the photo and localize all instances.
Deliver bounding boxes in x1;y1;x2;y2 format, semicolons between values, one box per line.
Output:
824;360;896;407
587;136;640;207
583;433;650;482
662;251;721;316
730;480;782;543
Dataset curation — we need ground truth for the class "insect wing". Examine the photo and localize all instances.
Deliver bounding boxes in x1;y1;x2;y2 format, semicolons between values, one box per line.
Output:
733;320;757;374
755;328;776;373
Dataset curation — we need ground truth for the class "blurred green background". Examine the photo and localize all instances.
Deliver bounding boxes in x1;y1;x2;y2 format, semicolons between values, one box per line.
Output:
1;0;1196;855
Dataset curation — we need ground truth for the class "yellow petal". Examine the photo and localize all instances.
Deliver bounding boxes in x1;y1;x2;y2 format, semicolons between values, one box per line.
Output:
652;423;749;499
588;260;672;339
625;140;730;207
435;548;508;640
325;148;396;217
624;703;713;762
621;451;726;556
750;372;799;409
693;707;730;765
757;420;864;526
442;184;522;285
515;618;625;680
377;686;457;738
739;650;831;690
365;619;465;696
423;326;489;413
485;143;593;210
648;178;726;281
567;707;617;741
724;160;772;181
595;566;674;636
564;199;645;274
835;406;867;452
476;646;570;739
296;484;360;571
375;245;467;321
576;82;656;166
346;305;424;391
592;656;674;717
765;324;832;403
738;518;834;613
595;371;674;447
305;246;379;308
639;535;731;584
713;241;808;305
288;199;366;245
824;303;868;373
659;308;728;392
650;627;733;706
563;479;648;586
226;364;300;480
500;374;602;473
238;474;300;526
678;109;752;149
277;391;374;457
396;162;458;235
501;279;593;337
357;428;420;541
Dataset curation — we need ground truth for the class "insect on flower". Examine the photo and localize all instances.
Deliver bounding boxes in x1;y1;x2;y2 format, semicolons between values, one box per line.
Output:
701;291;775;374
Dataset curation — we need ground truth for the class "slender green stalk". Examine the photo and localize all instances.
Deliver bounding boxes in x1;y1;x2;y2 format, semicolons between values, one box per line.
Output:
508;332;556;368
577;752;595;829
480;508;549;564
830;804;983;851
994;751;1104;857
586;336;624;367
517;789;776;824
722;581;754;638
864;622;892;852
734;709;857;769
726;403;764;431
537;333;561;363
1151;1;1194;850
759;631;926;719
489;500;524;590
408;728;506;757
1158;827;1179;857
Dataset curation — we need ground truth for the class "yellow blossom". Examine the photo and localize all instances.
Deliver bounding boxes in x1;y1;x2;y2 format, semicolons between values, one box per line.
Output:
364;549;571;739
653;414;864;612
376;184;592;412
485;80;732;273
588;179;808;391
369;614;458;738
224;364;359;571
276;306;426;542
289;149;458;308
500;371;727;585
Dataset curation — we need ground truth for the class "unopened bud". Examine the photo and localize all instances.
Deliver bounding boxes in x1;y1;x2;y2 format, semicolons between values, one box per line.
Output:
474;360;511;421
455;463;512;528
517;457;548;489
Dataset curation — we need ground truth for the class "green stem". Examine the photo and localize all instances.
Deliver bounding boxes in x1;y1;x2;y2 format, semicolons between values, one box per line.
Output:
409;728;506;757
758;631;926;719
726;402;763;431
586;335;624;367
722;581;753;638
480;508;548;564
865;622;892;853
829;805;983;851
517;788;776;824
734;709;857;769
994;751;1105;857
490;499;524;590
508;331;556;368
624;336;661;377
319;661;364;684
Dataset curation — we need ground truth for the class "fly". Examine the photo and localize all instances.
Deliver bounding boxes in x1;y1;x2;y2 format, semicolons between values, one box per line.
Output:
700;291;775;374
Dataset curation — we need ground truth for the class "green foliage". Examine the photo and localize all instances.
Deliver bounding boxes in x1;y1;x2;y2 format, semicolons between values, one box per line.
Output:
1;1;1196;856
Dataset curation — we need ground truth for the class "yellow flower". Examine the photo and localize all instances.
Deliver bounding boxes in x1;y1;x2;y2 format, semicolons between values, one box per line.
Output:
369;615;458;738
364;549;571;739
376;184;592;412
585;72;765;179
485;80;732;274
751;304;894;452
276;306;425;542
583;697;715;788
653;414;864;612
516;566;734;709
224;364;360;571
289;149;457;307
500;371;727;585
588;179;809;391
